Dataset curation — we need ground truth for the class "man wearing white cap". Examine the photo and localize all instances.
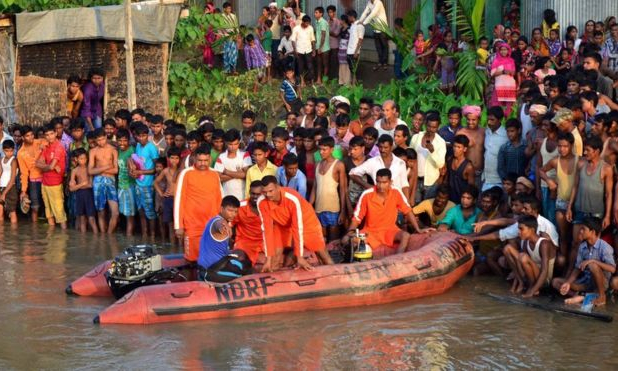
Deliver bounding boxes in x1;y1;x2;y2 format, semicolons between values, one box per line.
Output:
552;108;583;156
269;2;283;70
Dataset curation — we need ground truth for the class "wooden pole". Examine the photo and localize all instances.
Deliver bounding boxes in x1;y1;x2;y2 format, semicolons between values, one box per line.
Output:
125;0;137;110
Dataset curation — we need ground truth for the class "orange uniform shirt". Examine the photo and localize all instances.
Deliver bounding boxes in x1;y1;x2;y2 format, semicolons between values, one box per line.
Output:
233;200;264;263
257;187;324;257
16;139;46;192
174;167;222;260
353;187;412;247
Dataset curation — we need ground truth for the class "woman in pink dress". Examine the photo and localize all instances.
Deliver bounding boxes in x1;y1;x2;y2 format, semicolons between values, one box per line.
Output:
490;42;517;116
202;3;217;68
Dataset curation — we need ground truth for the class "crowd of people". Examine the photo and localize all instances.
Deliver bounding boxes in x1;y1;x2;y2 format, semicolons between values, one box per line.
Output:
203;1;385;87
1;4;618;307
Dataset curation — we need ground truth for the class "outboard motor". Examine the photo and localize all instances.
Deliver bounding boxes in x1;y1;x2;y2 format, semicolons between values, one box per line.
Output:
105;245;182;299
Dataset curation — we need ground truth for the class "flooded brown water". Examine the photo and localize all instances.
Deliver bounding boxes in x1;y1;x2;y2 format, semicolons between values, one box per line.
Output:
1;223;617;369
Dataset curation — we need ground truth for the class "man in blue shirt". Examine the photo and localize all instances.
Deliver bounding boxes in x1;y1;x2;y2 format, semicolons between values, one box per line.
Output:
552;217;616;307
438;106;462;158
276;152;307;199
498;118;529;179
198;196;250;282
437;184;481;235
131;123;159;238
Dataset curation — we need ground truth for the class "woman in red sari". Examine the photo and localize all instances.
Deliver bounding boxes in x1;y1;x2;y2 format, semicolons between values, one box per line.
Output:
202;3;217;68
490;42;517;116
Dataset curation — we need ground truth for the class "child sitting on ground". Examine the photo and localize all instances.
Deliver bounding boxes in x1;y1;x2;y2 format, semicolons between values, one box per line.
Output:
69;148;98;233
552;217;615;307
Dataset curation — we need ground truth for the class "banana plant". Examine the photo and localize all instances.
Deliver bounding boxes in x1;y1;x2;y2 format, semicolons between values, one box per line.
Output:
442;0;487;100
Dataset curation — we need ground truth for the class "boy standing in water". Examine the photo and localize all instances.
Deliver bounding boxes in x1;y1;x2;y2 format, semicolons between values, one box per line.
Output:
130;123;159;238
69;148;98;233
154;147;182;245
0;140;18;224
552;217;615;307
36;124;67;229
310;136;348;241
116;129;136;236
88;128;119;233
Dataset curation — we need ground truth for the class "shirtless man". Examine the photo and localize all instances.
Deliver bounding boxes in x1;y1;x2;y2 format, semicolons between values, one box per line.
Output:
154;147;182;245
458;105;485;187
297;97;317;128
88;128;119;233
69;148;98;233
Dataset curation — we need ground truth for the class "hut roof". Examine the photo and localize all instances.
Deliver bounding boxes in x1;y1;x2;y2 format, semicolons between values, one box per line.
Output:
16;1;180;46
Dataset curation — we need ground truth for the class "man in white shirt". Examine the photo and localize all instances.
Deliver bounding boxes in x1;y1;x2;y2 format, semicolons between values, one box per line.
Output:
374;100;406;138
409;113;447;202
471;195;559;261
358;0;388;70
483;106;508;190
346;10;364;85
349;134;410;198
277;25;295;70
291;15;316;87
214;129;252;201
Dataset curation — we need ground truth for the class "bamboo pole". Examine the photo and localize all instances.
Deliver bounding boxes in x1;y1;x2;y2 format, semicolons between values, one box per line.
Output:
125;0;137;110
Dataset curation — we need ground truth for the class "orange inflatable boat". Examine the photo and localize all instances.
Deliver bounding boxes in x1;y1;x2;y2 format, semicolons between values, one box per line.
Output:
95;232;473;325
66;254;188;297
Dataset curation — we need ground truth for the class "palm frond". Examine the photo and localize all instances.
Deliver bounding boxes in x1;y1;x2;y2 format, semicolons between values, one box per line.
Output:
455;50;487;100
445;0;485;46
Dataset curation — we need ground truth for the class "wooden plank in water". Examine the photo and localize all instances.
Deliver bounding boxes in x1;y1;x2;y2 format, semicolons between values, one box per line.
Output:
484;292;613;323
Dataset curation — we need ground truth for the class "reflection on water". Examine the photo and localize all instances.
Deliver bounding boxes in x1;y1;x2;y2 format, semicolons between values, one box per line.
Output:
1;224;617;369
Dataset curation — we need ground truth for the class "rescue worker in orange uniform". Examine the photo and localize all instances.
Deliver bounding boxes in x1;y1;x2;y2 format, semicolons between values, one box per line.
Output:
174;144;223;262
344;168;428;253
257;176;334;272
233;180;265;265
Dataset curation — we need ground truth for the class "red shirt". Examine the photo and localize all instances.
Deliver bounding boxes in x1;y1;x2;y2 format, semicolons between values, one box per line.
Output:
269;148;288;167
41;140;66;186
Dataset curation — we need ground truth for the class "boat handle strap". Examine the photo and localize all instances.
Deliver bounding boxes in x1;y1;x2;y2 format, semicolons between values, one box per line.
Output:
296;279;317;286
171;291;193;299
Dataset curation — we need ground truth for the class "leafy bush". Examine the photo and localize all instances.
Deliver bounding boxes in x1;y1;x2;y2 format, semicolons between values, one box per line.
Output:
168;62;282;129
